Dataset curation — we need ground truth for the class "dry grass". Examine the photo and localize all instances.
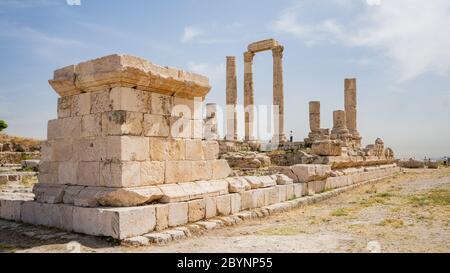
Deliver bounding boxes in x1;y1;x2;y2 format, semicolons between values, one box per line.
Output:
379;218;405;228
0;133;42;148
408;187;450;207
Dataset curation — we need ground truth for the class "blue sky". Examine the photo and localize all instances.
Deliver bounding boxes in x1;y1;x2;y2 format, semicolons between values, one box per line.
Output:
0;0;449;158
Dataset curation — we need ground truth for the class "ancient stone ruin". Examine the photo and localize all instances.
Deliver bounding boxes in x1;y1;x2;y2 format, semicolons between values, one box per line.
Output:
0;40;401;244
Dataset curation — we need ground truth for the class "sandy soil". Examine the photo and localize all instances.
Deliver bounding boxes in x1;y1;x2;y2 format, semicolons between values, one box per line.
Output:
1;168;449;253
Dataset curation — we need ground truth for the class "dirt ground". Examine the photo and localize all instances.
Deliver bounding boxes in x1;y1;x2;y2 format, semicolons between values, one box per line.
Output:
1;168;449;253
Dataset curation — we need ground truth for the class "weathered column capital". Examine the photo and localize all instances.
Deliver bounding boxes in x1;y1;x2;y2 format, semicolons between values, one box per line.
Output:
243;51;255;63
272;45;284;58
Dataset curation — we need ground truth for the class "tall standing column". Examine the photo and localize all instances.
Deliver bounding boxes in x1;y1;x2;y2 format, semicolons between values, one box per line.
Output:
344;78;359;137
272;45;286;143
226;56;238;141
309;101;321;132
244;51;255;141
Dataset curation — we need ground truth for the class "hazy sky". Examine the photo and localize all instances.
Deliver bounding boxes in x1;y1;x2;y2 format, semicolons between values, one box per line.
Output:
0;0;449;159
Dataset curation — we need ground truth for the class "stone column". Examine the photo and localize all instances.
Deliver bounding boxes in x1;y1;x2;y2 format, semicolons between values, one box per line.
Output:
344;78;358;137
272;45;286;143
226;56;237;141
244;51;255;141
332;110;347;131
309;101;320;132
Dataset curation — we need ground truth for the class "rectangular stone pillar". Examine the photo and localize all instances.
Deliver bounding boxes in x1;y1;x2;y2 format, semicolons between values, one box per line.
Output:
38;54;231;207
272;46;286;143
309;101;320;132
244;51;255;141
226;56;237;141
344;78;358;136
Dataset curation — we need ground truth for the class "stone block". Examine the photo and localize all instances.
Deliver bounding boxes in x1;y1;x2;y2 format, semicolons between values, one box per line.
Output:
312;140;342;156
62;185;85;204
291;164;316;182
230;193;241;214
73;137;107;162
205;196;217;218
195;180;225;198
202;140;219;160
110;87;151;113
275;174;294;185
191;161;212;181
57;96;73;118
188;199;206;222
77;161;100;186
273;166;298;183
226;177;251;193
168;202;188;227
140;161;165;186
155;204;169;231
149;138;185;161
293;183;303;198
267;187;279;205
165;161;192;183
259;176;277;188
102;111;143;136
216;194;231;216
206;180;229;195
143;114;170;137
0;198;25;221
186;139;204;160
243;176;262;189
170;116;191;139
21;202;73;231
252;189;266;208
151;92;173;116
33;183;66;204
97;186;163;207
286;184;294;200
178;182;203;200
51;140;73;162
106;136;149;161
306;182;315;195
100;161;140;187
40;141;52;161
240;191;253;210
74;186;110;207
158;184;189;203
58;161;77;185
72;92;91;116
212;159;231;179
91;89;113;114
47;117;81;140
73;205;156;239
277;185;287;202
81;113;102;137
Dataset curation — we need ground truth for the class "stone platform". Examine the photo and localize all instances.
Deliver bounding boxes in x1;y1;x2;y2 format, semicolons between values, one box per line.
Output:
0;164;399;239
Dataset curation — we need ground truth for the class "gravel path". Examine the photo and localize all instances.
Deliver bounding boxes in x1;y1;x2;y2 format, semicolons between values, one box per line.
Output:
1;168;449;253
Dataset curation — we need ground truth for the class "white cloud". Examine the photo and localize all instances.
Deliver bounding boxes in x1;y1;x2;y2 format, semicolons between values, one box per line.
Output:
181;26;204;43
181;24;237;44
271;0;450;81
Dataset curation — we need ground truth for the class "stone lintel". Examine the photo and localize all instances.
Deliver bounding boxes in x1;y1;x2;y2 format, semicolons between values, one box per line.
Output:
247;39;280;53
49;54;211;98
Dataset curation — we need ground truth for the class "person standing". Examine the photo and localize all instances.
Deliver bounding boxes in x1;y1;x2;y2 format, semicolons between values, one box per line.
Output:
289;130;294;142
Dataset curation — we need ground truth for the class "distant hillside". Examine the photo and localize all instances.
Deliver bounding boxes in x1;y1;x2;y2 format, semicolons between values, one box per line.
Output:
0;133;42;152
